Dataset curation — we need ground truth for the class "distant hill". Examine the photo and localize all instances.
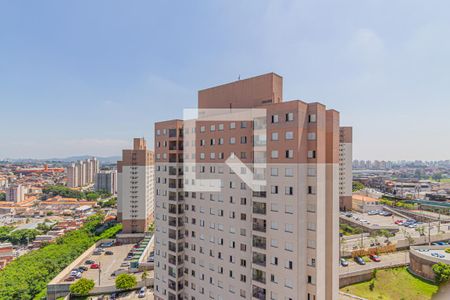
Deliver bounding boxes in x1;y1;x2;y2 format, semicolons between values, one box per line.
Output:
2;156;121;164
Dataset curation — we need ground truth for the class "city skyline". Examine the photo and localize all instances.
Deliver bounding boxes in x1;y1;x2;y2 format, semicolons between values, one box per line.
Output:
1;1;450;161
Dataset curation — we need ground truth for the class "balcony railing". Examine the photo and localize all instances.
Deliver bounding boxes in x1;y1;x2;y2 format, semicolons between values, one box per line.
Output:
252;285;266;300
252;252;266;267
252;269;266;284
252;236;266;250
253;219;266;233
253;203;266;215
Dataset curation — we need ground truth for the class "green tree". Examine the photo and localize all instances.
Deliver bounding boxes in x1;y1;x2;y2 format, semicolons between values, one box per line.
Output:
352;181;365;192
115;274;137;290
0;213;120;300
8;229;40;245
69;278;95;296
379;229;394;243
141;271;149;287
85;192;100;201
432;262;450;284
148;222;155;233
0;226;15;242
0;193;6;201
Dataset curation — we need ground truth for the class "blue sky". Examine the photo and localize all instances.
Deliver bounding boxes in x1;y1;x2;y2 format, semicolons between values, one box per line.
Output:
1;0;449;160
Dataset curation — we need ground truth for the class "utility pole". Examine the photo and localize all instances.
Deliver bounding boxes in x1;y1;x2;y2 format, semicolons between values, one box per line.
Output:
98;263;101;286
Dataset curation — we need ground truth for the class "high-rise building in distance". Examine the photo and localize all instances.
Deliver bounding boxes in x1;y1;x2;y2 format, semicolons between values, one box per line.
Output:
5;184;26;203
117;138;155;234
94;170;118;195
154;73;350;300
66;158;99;188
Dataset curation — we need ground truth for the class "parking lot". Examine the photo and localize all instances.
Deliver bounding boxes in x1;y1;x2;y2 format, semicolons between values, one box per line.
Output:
57;243;145;287
343;210;404;227
339;251;409;274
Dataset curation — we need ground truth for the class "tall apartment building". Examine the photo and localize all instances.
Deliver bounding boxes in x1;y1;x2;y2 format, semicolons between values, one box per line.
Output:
117;138;155;234
339;127;353;211
154;73;347;300
94;170;118;195
66;158;99;188
5;184;26;202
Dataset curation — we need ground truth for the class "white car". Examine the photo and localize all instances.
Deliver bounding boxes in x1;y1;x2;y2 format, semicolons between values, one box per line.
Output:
138;287;146;298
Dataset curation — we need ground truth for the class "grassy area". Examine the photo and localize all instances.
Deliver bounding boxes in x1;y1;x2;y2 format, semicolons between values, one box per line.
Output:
340;267;439;300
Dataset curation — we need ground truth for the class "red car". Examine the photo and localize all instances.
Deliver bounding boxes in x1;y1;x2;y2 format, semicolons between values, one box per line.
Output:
394;220;404;225
90;263;100;269
369;254;381;262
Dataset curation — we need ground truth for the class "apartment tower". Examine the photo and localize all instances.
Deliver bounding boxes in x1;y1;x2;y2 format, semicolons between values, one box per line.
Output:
66;158;99;188
5;184;26;203
339;127;353;211
94;170;118;195
154;73;345;300
117;138;155;233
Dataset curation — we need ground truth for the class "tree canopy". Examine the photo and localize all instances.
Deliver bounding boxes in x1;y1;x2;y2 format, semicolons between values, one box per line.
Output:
115;274;137;290
0;214;121;300
432;262;450;284
69;278;95;296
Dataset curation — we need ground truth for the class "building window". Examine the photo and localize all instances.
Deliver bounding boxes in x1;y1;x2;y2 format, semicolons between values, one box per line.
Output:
285;131;294;140
271;150;279;159
230;122;236;129
271;132;279;141
271;115;279;123
307;150;316;159
308;114;316;123
307;132;316;140
285;150;294;159
286;112;294;122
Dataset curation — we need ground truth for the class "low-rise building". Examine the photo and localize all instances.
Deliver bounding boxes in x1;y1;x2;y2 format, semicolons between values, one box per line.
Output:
0;243;14;269
352;194;383;213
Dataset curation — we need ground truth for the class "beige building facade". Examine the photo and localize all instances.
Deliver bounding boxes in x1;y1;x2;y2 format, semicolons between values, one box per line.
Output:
339;127;353;211
66;158;99;188
117;138;155;234
154;73;344;300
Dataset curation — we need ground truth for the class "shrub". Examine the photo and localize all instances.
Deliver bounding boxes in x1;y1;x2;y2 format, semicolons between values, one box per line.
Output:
432;262;450;284
115;274;137;290
70;278;95;296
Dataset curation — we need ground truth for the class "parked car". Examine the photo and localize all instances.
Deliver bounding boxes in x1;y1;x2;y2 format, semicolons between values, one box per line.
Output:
85;260;95;265
64;276;75;282
111;269;127;277
121;262;130;267
340;258;349;267
354;256;366;265
110;293;117;300
368;211;377;215
78;265;88;271
90;263;100;269
394;220;404;225
369;254;381;262
100;241;114;248
345;212;353;218
138;287;146;298
105;250;114;255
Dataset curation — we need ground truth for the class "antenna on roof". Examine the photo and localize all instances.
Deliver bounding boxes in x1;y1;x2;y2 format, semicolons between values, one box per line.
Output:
238;74;241;80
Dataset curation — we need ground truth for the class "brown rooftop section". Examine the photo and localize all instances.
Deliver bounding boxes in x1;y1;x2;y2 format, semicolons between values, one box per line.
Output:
133;137;147;150
117;138;154;172
340;126;353;143
198;72;283;109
